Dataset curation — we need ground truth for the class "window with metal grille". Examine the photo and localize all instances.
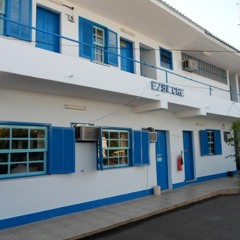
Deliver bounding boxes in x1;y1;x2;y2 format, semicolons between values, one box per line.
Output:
182;53;227;84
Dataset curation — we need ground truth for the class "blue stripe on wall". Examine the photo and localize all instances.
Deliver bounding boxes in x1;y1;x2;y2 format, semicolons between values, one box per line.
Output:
0;189;153;230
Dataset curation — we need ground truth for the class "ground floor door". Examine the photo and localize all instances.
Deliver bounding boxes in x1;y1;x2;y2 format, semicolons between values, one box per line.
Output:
156;131;169;190
183;131;195;181
36;6;60;53
120;39;134;73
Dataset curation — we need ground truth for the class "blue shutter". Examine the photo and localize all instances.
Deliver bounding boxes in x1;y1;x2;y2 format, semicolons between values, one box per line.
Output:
6;0;32;41
97;128;104;171
199;130;209;156
141;131;150;164
49;127;75;174
79;17;93;60
213;130;222;155
107;30;118;66
132;131;150;166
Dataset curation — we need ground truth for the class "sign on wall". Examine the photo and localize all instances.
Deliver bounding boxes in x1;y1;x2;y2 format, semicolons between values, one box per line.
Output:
151;81;184;97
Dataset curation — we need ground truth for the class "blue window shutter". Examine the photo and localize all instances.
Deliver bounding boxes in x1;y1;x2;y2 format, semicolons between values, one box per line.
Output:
213;130;222;155
199;130;209;156
6;0;32;41
97;128;104;171
132;131;150;166
49;127;75;174
79;17;93;60
141;131;150;164
132;131;142;165
107;29;118;66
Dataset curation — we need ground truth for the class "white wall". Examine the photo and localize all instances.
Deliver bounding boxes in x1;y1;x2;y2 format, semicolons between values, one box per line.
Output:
0;87;236;219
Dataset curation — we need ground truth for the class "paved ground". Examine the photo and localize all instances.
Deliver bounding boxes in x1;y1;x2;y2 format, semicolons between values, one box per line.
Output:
86;195;240;240
0;176;240;240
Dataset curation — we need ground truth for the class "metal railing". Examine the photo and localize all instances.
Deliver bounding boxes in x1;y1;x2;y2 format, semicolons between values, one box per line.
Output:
0;16;239;100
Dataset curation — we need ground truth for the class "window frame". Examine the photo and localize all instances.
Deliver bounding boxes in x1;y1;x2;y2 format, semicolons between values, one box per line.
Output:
98;128;131;170
199;129;222;156
0;124;48;179
160;47;173;70
79;16;118;66
0;0;5;14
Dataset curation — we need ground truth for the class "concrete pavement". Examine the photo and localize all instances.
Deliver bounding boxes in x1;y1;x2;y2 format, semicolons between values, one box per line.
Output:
0;176;240;240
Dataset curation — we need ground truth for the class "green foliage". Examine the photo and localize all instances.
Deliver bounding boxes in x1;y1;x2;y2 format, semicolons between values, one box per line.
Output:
228;120;240;169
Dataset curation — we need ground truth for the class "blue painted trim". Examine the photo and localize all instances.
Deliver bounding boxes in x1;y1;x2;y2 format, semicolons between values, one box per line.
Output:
0;188;153;230
0;121;51;127
172;172;236;189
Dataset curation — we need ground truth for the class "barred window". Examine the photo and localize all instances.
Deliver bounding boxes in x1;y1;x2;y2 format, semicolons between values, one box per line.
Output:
182;53;227;84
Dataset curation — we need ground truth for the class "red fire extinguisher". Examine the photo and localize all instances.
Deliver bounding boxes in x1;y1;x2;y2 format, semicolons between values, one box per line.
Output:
177;153;183;171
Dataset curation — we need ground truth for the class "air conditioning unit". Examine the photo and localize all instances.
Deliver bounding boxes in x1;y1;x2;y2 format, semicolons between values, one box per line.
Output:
75;125;99;142
182;59;198;72
150;132;157;143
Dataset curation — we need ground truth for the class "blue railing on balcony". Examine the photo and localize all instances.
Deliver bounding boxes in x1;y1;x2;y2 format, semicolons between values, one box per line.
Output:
0;16;238;100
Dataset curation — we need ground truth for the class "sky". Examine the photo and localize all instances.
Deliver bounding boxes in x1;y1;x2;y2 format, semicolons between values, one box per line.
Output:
163;0;240;49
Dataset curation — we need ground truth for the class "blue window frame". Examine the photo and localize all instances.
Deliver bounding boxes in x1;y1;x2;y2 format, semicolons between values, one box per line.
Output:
98;128;130;170
0;0;6;35
98;128;150;170
199;129;222;156
79;17;118;66
160;48;173;70
6;0;32;41
0;125;48;178
0;123;75;179
0;0;5;14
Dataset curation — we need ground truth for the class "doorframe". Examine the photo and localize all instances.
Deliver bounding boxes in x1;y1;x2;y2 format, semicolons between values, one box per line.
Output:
183;130;196;181
155;130;172;190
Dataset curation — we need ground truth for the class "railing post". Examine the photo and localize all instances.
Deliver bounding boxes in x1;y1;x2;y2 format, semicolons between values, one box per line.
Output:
209;86;212;96
166;71;168;83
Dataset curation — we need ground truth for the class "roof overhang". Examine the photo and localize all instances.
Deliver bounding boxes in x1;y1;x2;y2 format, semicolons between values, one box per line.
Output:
70;0;240;74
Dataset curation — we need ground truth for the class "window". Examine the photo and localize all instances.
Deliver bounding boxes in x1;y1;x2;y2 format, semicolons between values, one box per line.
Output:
79;17;118;66
0;124;75;179
0;0;5;35
160;48;173;70
182;53;227;84
6;0;32;41
0;125;47;178
98;128;150;170
93;26;105;62
98;129;130;169
199;129;222;156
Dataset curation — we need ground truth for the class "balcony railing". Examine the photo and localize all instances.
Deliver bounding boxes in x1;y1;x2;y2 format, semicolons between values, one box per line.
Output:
0;16;239;101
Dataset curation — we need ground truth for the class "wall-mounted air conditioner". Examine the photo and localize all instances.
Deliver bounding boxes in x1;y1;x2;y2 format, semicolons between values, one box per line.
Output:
182;59;198;72
75;125;100;142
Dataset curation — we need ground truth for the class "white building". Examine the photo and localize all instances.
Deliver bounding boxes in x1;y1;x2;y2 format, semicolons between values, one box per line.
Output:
0;0;240;229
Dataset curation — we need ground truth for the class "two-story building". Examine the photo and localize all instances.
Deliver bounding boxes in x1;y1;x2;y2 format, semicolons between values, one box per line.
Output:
0;0;240;229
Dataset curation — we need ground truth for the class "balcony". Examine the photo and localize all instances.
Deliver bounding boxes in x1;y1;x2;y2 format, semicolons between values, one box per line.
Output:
0;15;240;120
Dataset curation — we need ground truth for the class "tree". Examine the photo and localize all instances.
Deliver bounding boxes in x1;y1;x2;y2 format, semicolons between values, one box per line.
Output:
228;120;240;170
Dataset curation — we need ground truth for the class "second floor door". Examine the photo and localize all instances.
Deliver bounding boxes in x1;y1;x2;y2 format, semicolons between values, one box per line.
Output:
36;6;60;53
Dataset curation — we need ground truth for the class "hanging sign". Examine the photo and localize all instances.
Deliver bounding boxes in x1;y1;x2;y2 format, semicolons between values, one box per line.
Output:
151;81;184;97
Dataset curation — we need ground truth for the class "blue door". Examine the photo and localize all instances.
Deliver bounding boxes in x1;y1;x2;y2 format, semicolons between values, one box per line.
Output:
120;39;134;73
183;131;194;181
156;131;169;190
36;7;60;53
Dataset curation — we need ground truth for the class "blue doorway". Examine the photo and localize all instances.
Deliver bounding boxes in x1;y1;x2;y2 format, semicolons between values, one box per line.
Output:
183;131;195;181
120;39;134;73
156;131;169;190
36;6;60;53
